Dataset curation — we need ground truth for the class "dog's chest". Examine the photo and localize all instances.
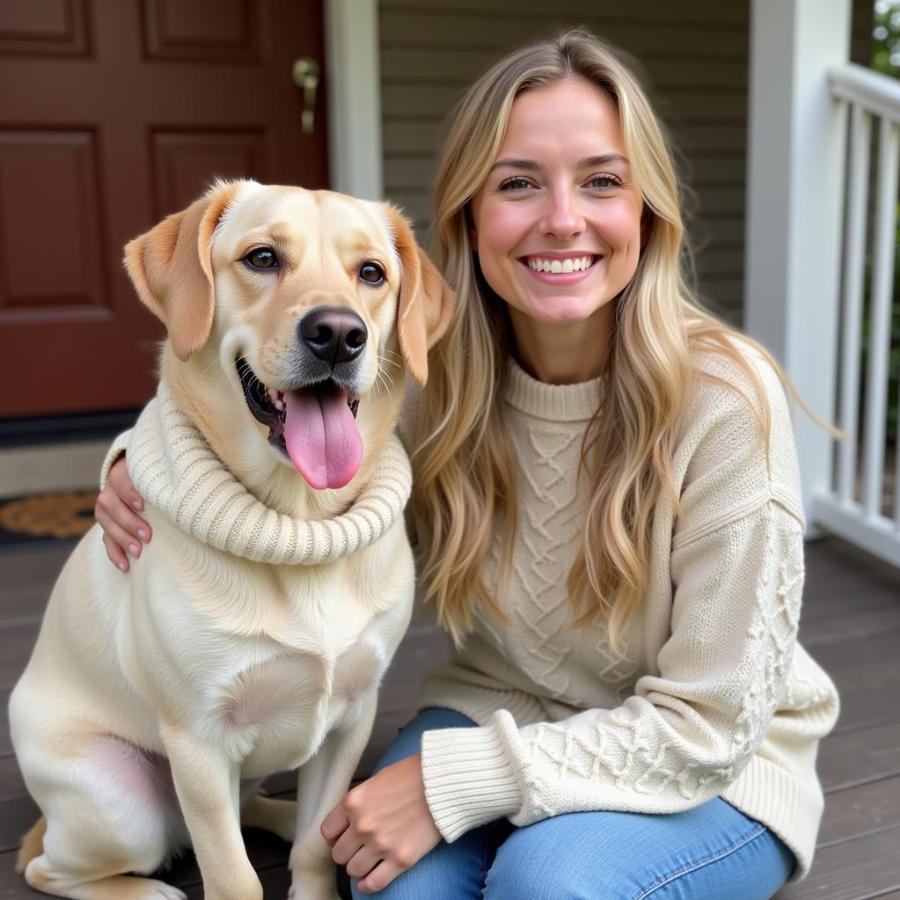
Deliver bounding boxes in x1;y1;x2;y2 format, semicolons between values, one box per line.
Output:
197;565;399;775
134;518;413;774
216;632;383;775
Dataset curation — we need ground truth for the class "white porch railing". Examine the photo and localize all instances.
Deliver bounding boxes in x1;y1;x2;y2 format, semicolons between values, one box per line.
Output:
812;63;900;568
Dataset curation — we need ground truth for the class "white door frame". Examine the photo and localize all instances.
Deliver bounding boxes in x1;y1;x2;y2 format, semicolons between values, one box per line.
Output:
324;0;383;200
743;0;851;527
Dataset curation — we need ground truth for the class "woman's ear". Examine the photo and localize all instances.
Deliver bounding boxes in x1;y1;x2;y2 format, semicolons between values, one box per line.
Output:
123;181;242;361
384;205;456;386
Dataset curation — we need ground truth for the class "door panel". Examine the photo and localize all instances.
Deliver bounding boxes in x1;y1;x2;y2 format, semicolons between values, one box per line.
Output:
0;0;327;418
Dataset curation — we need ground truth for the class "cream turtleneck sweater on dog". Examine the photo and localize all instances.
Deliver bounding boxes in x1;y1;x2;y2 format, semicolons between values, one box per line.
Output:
413;350;839;883
101;382;413;564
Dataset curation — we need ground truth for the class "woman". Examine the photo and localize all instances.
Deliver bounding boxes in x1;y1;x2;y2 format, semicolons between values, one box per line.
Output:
96;30;839;899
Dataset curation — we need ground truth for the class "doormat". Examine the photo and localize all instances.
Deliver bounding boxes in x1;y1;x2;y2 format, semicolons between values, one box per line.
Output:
0;491;97;545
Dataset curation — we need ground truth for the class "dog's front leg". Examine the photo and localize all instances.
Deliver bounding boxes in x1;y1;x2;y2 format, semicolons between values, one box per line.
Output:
160;721;262;900
288;693;378;900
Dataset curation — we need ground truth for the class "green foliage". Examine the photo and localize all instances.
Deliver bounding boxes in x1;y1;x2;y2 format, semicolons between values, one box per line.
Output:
874;0;900;76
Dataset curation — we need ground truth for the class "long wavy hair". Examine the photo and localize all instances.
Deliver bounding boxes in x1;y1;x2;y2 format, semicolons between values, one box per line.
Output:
409;29;785;650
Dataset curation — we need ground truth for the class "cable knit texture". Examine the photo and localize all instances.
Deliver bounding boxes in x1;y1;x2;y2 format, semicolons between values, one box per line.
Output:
102;382;412;565
418;347;840;882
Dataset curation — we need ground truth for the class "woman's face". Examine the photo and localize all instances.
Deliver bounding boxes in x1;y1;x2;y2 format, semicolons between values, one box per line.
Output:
470;77;644;329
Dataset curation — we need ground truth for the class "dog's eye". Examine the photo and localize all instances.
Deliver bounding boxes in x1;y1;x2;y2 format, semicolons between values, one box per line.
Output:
244;247;279;270
359;261;385;286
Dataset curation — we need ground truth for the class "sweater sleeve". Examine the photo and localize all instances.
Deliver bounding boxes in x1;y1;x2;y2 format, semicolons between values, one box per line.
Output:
421;500;805;840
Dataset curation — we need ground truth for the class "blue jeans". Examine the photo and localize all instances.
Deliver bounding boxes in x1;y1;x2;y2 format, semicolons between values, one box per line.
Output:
350;708;796;900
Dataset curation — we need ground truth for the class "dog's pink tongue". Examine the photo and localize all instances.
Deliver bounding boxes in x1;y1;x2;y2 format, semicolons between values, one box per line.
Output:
283;385;363;490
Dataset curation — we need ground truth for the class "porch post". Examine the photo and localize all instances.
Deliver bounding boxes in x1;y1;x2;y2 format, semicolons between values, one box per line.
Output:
744;0;851;525
324;0;383;200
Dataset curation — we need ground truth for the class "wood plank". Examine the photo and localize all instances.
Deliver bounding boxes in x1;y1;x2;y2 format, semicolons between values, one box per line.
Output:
801;604;900;648
0;689;10;756
0;849;27;900
0;622;38;690
828;661;900;734
818;720;900;792
379;10;749;52
776;826;900;899
380;47;748;90
380;0;749;25
0;754;26;804
0;795;38;855
803;538;900;611
820;775;900;846
808;626;900;676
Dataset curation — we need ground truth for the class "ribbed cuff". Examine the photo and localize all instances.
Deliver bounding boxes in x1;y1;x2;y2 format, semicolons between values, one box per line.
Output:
421;724;522;842
99;430;132;489
723;756;823;882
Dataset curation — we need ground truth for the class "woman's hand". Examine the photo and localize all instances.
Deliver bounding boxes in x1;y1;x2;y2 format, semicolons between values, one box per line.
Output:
94;457;151;572
321;754;441;893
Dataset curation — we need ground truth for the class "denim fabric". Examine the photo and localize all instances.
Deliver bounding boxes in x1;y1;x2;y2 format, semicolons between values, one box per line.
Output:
350;708;795;900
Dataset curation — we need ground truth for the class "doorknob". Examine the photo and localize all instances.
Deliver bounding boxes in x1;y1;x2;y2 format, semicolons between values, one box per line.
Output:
292;57;320;136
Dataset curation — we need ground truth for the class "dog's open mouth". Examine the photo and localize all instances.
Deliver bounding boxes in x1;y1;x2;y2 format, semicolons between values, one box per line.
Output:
237;357;362;490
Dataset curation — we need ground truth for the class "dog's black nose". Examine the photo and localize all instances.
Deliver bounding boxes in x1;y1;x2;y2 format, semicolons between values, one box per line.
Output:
299;307;368;365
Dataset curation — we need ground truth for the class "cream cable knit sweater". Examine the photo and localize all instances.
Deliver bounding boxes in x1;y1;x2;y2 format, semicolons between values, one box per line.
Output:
100;382;413;564
415;350;839;882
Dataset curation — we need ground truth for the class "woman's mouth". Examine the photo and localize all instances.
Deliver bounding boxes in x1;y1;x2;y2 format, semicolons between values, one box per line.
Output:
525;255;597;274
519;254;601;282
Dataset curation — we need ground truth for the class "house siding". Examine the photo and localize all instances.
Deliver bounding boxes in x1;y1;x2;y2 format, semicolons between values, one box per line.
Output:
379;0;873;325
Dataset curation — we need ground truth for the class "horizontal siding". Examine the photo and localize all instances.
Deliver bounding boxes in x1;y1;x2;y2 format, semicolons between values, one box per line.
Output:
379;0;872;324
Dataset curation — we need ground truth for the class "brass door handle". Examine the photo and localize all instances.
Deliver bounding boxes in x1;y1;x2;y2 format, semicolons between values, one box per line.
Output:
292;57;320;136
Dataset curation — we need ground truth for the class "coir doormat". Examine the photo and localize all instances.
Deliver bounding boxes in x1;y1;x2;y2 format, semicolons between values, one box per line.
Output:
0;491;97;545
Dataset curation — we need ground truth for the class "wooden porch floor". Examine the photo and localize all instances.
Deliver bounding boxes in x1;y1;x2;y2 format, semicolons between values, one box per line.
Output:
1;535;899;899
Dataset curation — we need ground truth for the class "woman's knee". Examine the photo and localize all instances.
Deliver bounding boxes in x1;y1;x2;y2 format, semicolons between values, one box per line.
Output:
484;802;794;900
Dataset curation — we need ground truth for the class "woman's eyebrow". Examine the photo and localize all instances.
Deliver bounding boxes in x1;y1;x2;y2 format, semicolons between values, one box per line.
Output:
489;153;629;173
579;153;629;168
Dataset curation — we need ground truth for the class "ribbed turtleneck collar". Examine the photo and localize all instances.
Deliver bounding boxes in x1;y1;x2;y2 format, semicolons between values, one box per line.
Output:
503;357;604;422
126;382;412;565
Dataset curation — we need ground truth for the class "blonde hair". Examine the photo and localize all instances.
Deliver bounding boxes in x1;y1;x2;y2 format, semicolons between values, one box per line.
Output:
410;29;785;649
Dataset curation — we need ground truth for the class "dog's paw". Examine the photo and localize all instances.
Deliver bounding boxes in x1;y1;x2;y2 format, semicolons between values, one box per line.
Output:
287;874;341;900
137;880;188;900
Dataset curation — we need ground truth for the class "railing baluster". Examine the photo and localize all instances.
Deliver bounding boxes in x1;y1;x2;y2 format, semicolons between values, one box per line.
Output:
862;117;900;519
816;65;900;569
838;104;872;505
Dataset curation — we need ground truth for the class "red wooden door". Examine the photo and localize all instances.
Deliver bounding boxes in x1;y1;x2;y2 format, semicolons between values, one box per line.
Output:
0;0;327;418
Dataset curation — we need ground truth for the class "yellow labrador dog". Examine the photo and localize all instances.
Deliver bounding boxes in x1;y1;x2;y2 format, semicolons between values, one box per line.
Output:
9;180;453;900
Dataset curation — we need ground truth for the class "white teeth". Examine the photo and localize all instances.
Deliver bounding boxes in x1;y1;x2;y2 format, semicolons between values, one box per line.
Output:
268;389;285;412
527;256;593;273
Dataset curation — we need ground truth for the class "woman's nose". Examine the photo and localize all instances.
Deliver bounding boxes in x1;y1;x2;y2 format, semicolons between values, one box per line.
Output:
540;189;585;238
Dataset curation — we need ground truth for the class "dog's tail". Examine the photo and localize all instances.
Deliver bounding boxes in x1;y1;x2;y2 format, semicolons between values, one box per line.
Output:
15;817;46;873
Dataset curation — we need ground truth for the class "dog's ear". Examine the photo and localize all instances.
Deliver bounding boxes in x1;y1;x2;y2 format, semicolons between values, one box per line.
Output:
123;181;241;361
385;206;455;386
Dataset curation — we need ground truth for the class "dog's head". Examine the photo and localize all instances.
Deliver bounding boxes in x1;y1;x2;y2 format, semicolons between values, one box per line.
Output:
124;180;453;491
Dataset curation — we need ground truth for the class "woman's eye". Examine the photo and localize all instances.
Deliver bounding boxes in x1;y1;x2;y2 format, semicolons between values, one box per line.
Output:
587;174;622;190
243;247;279;270
359;261;385;285
498;176;533;191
